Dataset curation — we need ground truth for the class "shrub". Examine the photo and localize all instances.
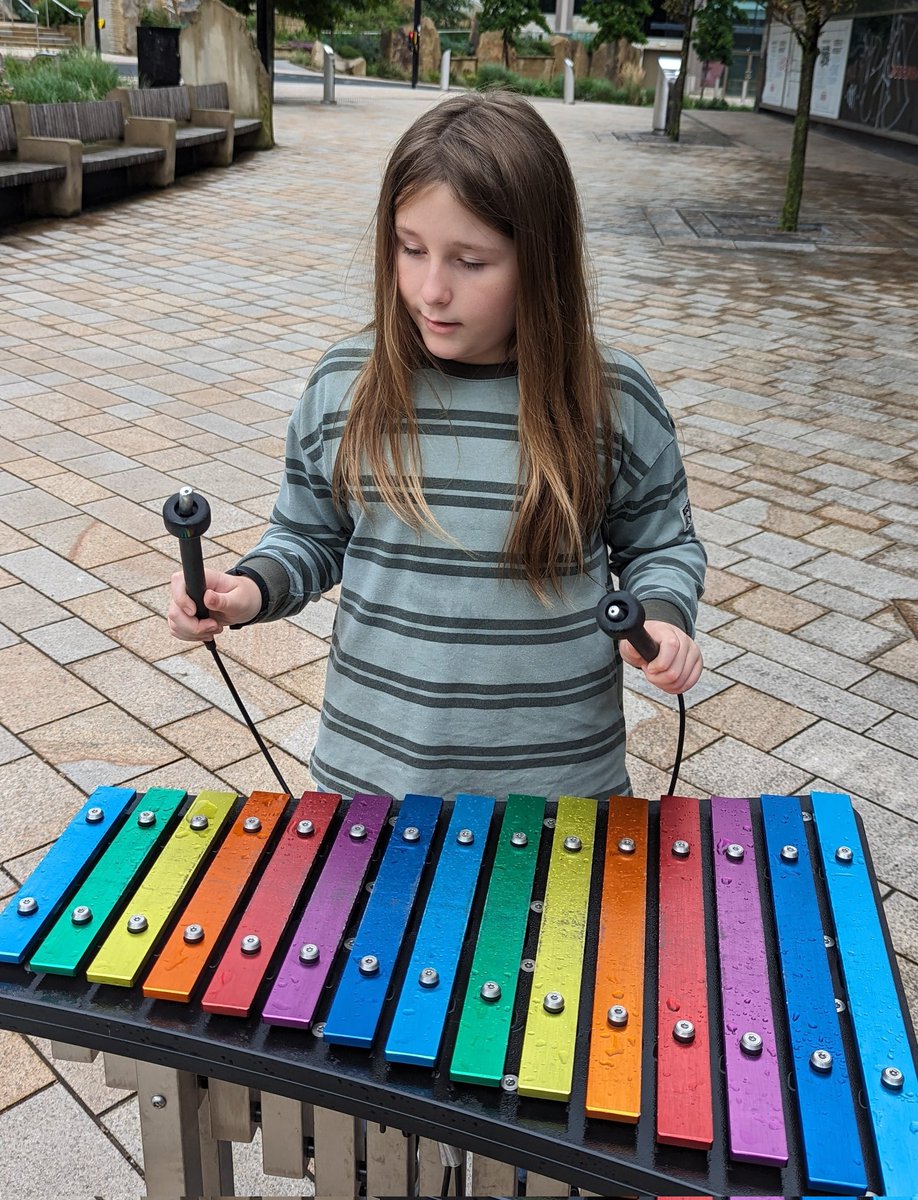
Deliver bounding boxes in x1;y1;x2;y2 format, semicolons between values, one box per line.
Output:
35;0;82;23
514;34;552;56
3;49;122;103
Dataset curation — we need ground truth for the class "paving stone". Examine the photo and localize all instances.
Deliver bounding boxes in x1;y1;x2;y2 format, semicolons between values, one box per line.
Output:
853;670;918;720
689;682;817;752
0;642;103;734
733;531;827;569
287;596;338;640
26;514;148;569
70;648;209;729
0;546;106;602
725;584;826;631
22;617;117;664
693;508;760;545
218;619;331;678
872;638;918;683
717;616;872;688
274;657;328;711
63;589;152;630
81;495;169;541
728;556;814;593
108;615;195;662
795;611;906;662
714;498;824;537
29;1037;134;1116
0;753;86;860
841;794;918;899
156;646;300;721
869;713;918;758
679;735;811;798
799;550;918;601
90;548;176;595
882;892;918;971
0;1030;54;1110
793;580;886;619
218;746;315;797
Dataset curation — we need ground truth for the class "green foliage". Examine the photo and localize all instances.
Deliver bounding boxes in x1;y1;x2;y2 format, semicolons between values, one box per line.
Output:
581;0;650;51
474;63;652;103
139;3;179;25
514;34;552;55
439;30;474;54
276;0;406;36
3;48;121;102
421;0;473;27
34;0;82;23
692;0;740;67
478;0;549;66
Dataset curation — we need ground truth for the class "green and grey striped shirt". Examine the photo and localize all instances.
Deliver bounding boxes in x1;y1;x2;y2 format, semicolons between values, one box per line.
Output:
236;333;705;801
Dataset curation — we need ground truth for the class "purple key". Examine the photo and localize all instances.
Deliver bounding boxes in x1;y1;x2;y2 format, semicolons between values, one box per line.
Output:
261;794;391;1029
711;796;788;1167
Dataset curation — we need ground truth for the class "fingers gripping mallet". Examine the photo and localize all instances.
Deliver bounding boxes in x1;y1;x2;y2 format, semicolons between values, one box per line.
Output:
595;589;659;662
162;487;212;627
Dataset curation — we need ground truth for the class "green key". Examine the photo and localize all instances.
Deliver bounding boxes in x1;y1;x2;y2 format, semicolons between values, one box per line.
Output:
450;794;544;1087
29;788;187;977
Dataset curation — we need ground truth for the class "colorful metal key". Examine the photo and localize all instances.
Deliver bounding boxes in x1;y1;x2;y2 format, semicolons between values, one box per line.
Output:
450;794;545;1088
86;790;237;987
261;794;391;1029
760;793;864;1192
0;787;136;965
586;794;649;1122
518;795;597;1102
385;793;494;1067
201;793;340;1017
143;791;289;1003
656;794;713;1150
323;793;442;1049
710;796;787;1167
811;790;918;1197
29;788;186;977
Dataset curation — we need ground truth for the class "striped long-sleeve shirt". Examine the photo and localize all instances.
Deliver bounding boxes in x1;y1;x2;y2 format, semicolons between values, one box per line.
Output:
236;333;706;801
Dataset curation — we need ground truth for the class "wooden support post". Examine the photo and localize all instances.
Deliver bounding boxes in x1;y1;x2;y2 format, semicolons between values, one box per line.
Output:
365;1123;416;1197
260;1092;312;1179
313;1106;360;1198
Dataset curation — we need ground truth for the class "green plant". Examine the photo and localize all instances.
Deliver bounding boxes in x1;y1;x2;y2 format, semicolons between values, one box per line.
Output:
478;0;549;67
35;0;82;23
3;48;122;102
139;3;179;26
514;34;552;55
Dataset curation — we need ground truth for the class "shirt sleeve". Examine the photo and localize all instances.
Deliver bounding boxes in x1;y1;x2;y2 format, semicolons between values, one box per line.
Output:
602;357;706;636
234;382;354;622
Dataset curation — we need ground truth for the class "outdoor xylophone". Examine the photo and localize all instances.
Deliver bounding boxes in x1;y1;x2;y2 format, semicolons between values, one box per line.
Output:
0;787;916;1198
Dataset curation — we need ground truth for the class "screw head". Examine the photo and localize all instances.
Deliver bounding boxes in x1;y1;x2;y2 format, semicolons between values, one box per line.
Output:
137;810;156;828
240;934;261;954
780;844;799;862
242;816;262;833
674;1019;695;1043
510;830;528;847
607;1004;629;1027
672;839;690;857
16;896;38;916
299;943;319;963
480;980;501;1002
419;967;439;988
835;997;846;1013
86;806;104;824
312;1022;325;1039
810;1049;833;1072
456;828;474;845
71;905;92;925
543;991;565;1013
150;1094;167;1109
127;913;148;934
521;958;535;973
725;843;745;862
183;923;204;944
349;823;367;840
881;1066;904;1091
835;845;854;864
618;837;636;854
297;819;315;837
402;825;420;842
189;814;209;831
824;934;836;949
740;1031;763;1055
563;834;582;852
501;1074;518;1093
359;954;379;975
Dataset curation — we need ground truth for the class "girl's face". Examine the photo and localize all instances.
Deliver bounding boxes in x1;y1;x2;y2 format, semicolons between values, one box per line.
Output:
395;184;518;365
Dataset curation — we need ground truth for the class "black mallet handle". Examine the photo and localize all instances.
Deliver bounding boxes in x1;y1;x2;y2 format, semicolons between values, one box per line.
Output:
595;589;660;663
162;487;212;621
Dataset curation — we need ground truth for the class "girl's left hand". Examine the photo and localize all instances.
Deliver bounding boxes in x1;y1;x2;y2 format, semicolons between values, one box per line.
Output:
618;621;703;695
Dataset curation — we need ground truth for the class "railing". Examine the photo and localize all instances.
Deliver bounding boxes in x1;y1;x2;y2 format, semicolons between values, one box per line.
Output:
10;0;40;43
45;0;81;25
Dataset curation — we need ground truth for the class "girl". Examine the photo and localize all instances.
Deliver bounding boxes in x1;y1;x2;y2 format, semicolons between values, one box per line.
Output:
167;90;705;801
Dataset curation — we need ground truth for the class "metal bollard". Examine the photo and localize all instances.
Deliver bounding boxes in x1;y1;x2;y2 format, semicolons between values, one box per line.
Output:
563;57;575;105
440;48;451;91
322;43;336;105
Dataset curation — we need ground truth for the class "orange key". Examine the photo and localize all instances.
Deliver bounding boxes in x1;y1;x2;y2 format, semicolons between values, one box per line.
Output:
143;791;289;1002
586;795;648;1122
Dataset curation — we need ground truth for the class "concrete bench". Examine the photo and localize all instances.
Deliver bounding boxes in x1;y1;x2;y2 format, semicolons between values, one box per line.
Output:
0;101;81;218
18;99;174;184
186;82;262;143
112;85;235;168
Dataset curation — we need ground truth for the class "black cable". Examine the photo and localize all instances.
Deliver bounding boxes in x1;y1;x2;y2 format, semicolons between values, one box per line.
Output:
204;639;293;796
668;692;686;797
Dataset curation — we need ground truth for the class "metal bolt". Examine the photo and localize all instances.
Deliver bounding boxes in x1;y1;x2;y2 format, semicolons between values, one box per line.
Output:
543;991;565;1014
780;845;799;863
349;823;367;840
137;810;156;828
618;837;636;854
71;905;92;925
402;826;420;842
17;897;37;916
150;1094;167;1109
312;1022;326;1039
725;843;745;862
835;997;846;1013
824;934;836;949
86;806;104;823
359;954;379;975
543;817;556;829
189;814;209;831
501;1074;518;1093
674;1019;696;1043
607;1005;628;1027
419;967;439;988
457;828;474;845
802;810;813;822
241;934;261;954
127;913;148;934
672;839;690;858
183;923;204;944
344;936;355;950
740;1031;763;1056
563;834;582;852
510;831;528;847
835;845;854;864
882;1066;904;1091
521;958;535;973
480;980;501;1002
243;816;262;833
297;819;315;837
810;1049;833;1072
530;899;544;913
299;943;319;963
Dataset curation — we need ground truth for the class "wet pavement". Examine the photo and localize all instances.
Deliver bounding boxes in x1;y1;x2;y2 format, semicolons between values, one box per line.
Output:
0;77;916;1195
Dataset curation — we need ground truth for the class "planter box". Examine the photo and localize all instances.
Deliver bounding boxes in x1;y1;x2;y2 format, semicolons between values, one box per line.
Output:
136;25;181;88
513;55;554;81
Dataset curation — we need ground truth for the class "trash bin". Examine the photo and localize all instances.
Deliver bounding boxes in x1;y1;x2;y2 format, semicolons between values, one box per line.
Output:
136;25;181;89
652;56;682;133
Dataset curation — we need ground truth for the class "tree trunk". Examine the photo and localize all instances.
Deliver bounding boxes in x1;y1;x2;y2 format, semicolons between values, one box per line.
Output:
503;31;511;67
666;3;695;141
780;16;820;231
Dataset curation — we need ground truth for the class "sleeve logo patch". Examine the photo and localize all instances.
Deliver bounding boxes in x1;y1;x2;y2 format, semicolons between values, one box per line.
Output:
682;500;695;533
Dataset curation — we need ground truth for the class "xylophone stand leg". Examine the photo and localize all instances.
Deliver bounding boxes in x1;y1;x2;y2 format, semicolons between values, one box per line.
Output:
524;1171;571;1196
260;1092;314;1178
365;1122;417;1196
467;1152;518;1196
417;1139;462;1195
50;1041;99;1064
135;1062;233;1198
312;1104;362;1198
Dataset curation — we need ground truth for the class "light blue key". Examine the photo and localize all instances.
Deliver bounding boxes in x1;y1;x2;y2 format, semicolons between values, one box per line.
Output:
811;790;918;1198
0;787;136;965
385;794;494;1066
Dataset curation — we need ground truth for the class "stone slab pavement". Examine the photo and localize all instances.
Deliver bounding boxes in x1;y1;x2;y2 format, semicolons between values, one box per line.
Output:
0;79;916;1196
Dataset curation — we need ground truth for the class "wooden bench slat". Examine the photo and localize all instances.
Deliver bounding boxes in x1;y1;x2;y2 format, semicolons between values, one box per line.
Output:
82;145;166;173
0;161;67;186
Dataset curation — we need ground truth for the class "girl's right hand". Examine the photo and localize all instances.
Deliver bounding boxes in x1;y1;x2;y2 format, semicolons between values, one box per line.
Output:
167;569;263;642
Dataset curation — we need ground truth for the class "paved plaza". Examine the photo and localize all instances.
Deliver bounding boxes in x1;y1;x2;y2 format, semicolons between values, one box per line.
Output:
0;74;916;1194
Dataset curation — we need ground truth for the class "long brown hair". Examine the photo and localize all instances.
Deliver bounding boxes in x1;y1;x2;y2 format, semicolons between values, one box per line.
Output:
333;89;613;600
